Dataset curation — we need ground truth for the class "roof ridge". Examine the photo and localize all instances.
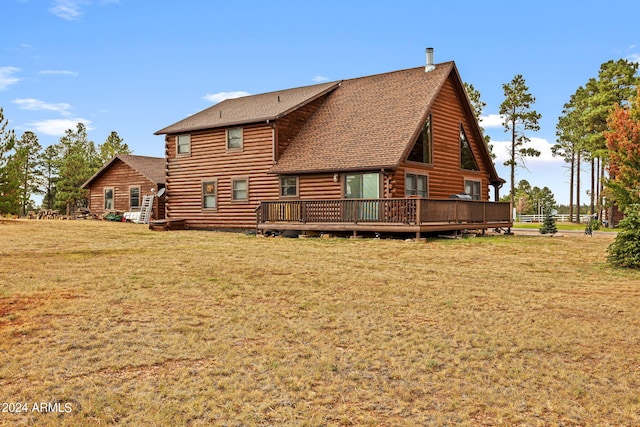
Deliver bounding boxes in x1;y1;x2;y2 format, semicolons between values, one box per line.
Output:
339;61;454;84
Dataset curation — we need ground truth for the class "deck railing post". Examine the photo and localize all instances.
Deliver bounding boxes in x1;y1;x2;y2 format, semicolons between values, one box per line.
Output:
416;198;421;225
301;201;306;223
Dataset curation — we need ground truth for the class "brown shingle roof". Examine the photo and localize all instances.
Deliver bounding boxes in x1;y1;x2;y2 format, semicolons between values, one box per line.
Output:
81;154;165;189
155;81;340;135
270;63;454;174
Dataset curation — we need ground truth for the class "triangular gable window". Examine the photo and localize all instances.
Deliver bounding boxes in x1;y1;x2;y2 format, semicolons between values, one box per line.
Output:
460;125;479;171
407;114;432;164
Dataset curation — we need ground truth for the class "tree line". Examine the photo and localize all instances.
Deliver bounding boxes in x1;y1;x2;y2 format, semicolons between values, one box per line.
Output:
552;59;639;224
468;59;639;225
2;58;639;223
0;110;131;217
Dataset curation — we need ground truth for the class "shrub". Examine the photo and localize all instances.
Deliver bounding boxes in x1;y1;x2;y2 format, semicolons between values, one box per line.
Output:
539;210;558;235
607;204;640;269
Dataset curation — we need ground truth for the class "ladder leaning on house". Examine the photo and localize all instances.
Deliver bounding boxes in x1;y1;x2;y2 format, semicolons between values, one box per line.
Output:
137;195;155;224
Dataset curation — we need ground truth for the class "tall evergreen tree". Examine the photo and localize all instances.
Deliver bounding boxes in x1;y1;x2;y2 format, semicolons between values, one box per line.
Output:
499;75;542;208
13;131;43;216
553;86;589;222
40;145;59;210
55;123;97;216
0;108;18;215
464;82;495;159
99;131;131;164
583;60;639;217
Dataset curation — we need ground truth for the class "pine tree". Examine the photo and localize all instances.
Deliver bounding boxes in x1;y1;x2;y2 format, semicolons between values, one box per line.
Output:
499;75;542;208
539;209;558;235
40;145;59;210
0;108;19;215
607;204;640;268
14;131;43;216
99;131;131;164
54;123;97;216
464;82;495;159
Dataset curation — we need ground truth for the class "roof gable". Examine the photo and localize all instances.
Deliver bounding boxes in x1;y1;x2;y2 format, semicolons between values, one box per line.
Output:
269;63;454;174
81;154;165;189
270;62;500;184
155;81;340;135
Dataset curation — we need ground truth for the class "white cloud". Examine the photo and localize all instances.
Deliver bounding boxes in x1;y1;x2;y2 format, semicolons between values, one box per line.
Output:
490;137;563;165
313;75;329;82
40;69;79;77
203;91;250;104
13;98;73;116
479;114;504;128
26;118;93;136
50;0;86;20
0;66;21;90
50;0;118;20
626;53;640;64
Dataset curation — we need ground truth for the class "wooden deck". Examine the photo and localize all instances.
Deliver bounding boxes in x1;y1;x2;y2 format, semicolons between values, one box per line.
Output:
256;198;512;237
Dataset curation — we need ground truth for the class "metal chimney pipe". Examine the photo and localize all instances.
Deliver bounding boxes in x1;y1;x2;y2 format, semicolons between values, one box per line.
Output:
425;47;435;72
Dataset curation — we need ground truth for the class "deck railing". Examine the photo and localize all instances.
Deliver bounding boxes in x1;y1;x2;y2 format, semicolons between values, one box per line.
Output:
258;198;511;226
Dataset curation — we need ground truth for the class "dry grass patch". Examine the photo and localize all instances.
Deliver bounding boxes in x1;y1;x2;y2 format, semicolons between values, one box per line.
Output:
1;220;639;426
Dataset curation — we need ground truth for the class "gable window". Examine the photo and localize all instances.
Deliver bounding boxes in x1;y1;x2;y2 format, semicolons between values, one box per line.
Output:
129;186;140;210
227;127;243;150
231;177;249;202
406;173;428;198
104;188;114;210
177;134;191;155
407;114;432;164
202;180;217;209
280;176;298;198
460;125;479;171
464;179;482;200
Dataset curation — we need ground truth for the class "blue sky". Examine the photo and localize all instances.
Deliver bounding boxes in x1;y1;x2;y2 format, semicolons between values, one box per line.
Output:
2;0;639;205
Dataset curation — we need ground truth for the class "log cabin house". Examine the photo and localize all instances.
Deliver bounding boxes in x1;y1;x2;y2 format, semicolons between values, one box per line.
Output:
155;50;512;237
82;154;166;221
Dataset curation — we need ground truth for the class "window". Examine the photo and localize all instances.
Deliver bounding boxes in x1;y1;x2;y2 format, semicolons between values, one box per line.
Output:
104;188;114;210
405;173;428;198
177;134;191;155
231;177;248;202
129;187;140;210
460;125;479;171
202;180;217;209
345;173;380;199
227;127;243;150
465;180;482;200
280;176;298;197
407;114;432;164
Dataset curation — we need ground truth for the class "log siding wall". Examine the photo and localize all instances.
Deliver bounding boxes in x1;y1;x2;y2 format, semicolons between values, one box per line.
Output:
164;74;497;230
165;124;279;229
392;76;491;200
86;159;164;219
